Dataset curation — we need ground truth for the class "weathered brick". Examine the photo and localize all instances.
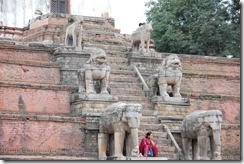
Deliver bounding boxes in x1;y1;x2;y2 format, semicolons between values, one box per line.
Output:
0;61;60;85
0;84;71;114
0;119;85;156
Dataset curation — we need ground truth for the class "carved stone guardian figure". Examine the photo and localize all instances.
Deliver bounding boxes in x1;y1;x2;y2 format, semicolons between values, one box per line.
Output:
181;110;223;160
65;16;84;51
77;48;117;100
98;102;142;160
131;23;153;52
147;54;188;103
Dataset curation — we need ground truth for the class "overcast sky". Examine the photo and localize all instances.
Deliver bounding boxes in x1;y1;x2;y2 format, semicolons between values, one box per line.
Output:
81;0;150;34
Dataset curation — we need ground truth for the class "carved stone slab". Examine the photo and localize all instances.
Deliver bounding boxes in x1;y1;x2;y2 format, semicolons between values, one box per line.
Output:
78;93;118;101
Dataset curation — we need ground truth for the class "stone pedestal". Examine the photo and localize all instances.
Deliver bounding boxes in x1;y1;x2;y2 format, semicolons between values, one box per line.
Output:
129;157;168;160
153;102;190;117
153;96;190;133
152;96;190;104
78;93;118;101
53;50;91;86
71;95;118;117
152;96;190;117
128;51;162;58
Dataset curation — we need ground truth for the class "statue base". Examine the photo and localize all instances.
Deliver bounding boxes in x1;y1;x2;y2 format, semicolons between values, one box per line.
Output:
151;96;190;104
152;96;190;116
129;157;168;160
78;93;118;101
129;51;161;58
71;93;118;117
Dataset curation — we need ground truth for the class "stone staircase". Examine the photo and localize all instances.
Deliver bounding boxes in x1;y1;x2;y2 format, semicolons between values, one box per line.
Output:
82;17;181;160
0;15;182;160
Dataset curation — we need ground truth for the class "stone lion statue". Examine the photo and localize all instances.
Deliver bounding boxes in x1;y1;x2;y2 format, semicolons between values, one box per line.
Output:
131;23;153;52
65;16;84;51
147;54;182;99
78;48;110;94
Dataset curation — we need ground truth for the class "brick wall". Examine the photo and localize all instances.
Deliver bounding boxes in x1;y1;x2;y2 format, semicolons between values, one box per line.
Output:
0;61;60;85
0;115;85;156
0;44;53;62
0;84;71;114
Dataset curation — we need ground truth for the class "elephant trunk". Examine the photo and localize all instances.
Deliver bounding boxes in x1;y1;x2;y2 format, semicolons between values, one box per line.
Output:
131;128;139;148
211;130;222;160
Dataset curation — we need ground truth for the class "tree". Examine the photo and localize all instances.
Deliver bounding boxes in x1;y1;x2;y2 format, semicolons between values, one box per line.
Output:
145;0;240;57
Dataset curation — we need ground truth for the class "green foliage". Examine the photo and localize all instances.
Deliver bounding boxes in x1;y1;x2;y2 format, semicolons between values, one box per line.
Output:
145;0;240;57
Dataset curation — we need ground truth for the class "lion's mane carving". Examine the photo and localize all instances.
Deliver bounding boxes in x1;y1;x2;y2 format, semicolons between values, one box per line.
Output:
131;23;153;52
147;54;182;98
78;48;110;94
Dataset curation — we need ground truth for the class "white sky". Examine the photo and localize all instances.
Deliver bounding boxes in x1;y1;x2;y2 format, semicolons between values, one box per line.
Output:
81;0;150;34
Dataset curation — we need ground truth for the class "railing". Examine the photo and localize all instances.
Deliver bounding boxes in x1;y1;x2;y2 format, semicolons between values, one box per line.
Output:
163;125;184;160
133;65;150;96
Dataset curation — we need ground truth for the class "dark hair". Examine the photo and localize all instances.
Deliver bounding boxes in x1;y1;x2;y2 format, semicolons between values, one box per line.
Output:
139;23;146;26
146;131;152;138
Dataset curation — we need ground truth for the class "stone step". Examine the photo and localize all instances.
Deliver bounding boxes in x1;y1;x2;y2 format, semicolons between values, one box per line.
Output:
110;74;136;79
106;50;130;58
141;116;160;123
0;155;97;160
138;131;167;138
87;44;130;52
139;124;163;131
109;83;143;89
110;89;145;96
110;77;139;83
83;23;115;31
83;16;114;27
155;139;172;145
0;59;60;85
84;38;130;47
107;56;129;63
83;31;115;40
159;153;179;160
142;109;158;116
117;95;148;101
130;157;168;160
109;64;132;71
111;70;134;75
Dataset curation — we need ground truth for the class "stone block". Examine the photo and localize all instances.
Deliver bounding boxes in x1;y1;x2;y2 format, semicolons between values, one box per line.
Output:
71;99;118;116
79;93;118;101
152;96;190;104
154;102;190;117
129;157;168;160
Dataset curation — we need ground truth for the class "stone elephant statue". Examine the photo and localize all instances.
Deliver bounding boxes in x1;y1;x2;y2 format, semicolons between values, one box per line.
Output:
98;102;142;160
181;110;223;160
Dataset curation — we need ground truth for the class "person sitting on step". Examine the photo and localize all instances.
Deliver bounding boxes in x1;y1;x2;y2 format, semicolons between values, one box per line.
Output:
139;131;159;157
